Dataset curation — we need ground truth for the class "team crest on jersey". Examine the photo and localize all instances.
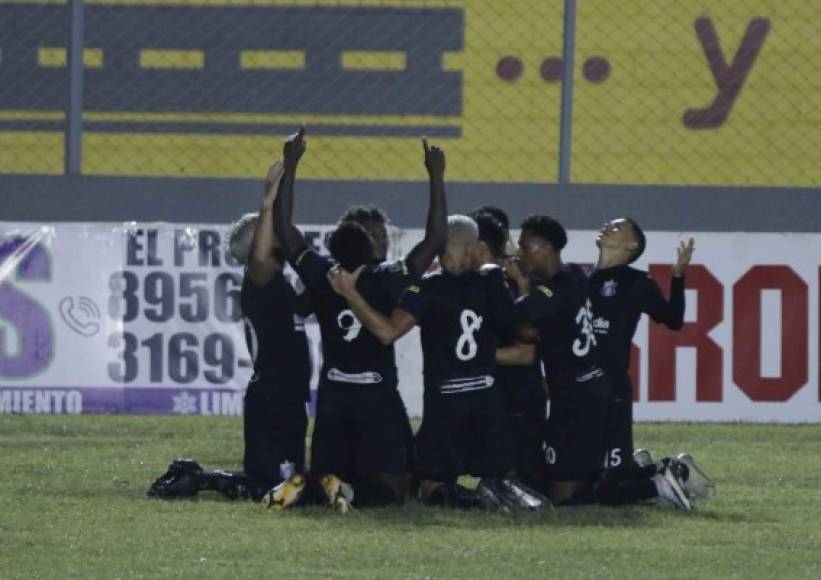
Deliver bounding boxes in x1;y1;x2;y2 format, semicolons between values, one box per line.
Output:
601;279;618;297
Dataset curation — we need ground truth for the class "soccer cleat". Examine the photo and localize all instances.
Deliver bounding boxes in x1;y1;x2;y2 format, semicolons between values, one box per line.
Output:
320;474;355;513
494;478;553;512
475;478;510;513
147;458;203;499
676;453;716;500
503;479;553;512
633;448;654;468
653;464;693;511
262;474;306;511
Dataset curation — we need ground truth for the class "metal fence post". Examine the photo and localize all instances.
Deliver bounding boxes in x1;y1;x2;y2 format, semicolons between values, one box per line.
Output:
558;0;577;185
64;0;85;175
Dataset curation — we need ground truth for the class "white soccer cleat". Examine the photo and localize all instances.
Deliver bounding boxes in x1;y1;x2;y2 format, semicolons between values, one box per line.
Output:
653;464;694;511
320;474;355;514
633;448;654;468
262;474;306;511
676;453;716;500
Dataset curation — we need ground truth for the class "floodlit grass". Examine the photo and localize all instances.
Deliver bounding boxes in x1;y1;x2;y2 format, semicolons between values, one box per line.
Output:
1;416;820;579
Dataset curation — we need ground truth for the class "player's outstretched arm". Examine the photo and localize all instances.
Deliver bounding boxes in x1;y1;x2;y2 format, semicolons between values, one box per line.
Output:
247;159;285;286
644;237;694;329
404;139;447;277
272;127;310;263
496;343;536;366
668;237;694;327
327;266;416;345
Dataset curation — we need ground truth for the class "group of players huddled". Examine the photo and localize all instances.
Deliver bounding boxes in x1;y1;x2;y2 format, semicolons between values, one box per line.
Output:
148;128;714;513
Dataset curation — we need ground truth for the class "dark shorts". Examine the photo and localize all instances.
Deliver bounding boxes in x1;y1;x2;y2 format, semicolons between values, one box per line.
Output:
604;374;635;470
243;377;309;488
415;386;512;481
310;383;413;478
543;375;611;481
503;376;547;486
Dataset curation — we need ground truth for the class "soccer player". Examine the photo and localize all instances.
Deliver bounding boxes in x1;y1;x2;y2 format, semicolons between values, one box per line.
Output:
327;215;549;511
502;216;695;509
337;204;392;265
148;159;311;502
503;215;621;505
233;159;312;496
470;205;517;258
470;209;546;489
271;128;447;509
590;218;714;504
591;218;689;467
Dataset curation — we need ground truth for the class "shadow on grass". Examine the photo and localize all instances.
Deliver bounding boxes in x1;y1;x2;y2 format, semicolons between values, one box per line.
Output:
241;499;661;531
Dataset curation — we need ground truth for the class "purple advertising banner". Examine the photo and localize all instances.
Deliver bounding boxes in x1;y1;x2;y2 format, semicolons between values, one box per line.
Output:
0;386;318;416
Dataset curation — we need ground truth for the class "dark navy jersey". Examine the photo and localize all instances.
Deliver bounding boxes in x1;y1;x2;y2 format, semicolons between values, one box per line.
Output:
293;250;412;386
497;276;544;398
399;266;515;392
240;271;311;398
588;265;684;381
514;264;601;392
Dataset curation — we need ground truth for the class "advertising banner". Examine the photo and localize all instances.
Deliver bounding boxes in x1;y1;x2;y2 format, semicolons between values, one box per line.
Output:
1;222;818;422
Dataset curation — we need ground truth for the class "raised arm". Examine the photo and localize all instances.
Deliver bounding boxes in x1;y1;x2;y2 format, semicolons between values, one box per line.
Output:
272;127;309;263
326;266;416;345
404;139;447;277
644;238;694;330
247;159;285;286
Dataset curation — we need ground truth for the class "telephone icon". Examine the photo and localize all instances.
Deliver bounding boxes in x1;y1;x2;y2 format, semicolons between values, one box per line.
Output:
59;296;101;337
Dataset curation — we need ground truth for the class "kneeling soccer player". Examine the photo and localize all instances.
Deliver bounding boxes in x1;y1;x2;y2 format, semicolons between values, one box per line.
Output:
328;215;550;512
268;129;449;511
590;218;714;507
148;159;311;502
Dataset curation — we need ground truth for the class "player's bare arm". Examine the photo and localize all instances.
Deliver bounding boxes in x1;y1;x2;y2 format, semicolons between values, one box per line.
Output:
272;126;310;263
672;237;695;277
326;266;415;345
247;159;285;286
404;138;448;276
643;237;693;329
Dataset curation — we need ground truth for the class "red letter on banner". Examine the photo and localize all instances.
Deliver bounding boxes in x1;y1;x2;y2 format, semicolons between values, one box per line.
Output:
648;265;723;401
733;266;808;402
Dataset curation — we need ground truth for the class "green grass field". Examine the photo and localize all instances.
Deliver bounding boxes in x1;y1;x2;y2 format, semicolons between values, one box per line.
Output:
1;416;819;579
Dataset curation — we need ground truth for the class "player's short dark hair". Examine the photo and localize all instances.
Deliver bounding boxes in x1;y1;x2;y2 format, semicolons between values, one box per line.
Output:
520;215;567;251
328;222;373;272
624;218;646;263
473;213;507;259
469;206;509;232
339;204;388;226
